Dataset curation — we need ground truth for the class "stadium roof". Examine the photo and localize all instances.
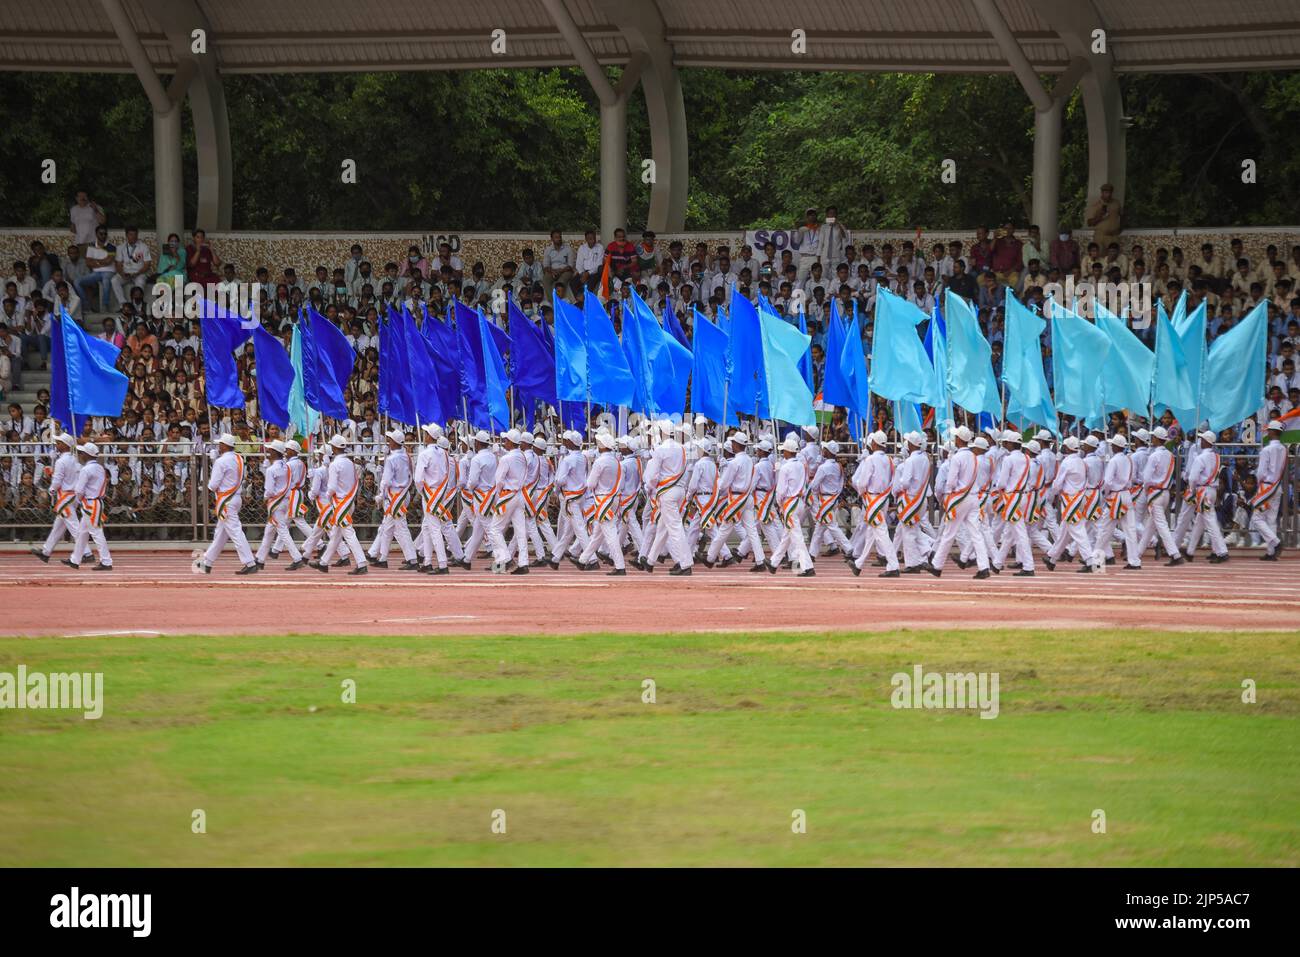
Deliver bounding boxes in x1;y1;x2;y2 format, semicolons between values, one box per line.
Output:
4;0;1299;75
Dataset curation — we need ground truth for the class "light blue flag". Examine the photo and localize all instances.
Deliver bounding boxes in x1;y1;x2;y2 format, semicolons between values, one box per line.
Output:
621;287;667;415
840;303;871;437
53;307;129;425
1048;298;1111;420
1002;292;1058;434
894;400;922;436
1203;300;1268;432
1152;298;1193;427
691;308;735;426
924;314;954;436
582;293;635;407
1173;298;1207;428
1094;300;1154;419
943;289;1000;416
757;306;816;426
870;288;939;407
287;324;320;439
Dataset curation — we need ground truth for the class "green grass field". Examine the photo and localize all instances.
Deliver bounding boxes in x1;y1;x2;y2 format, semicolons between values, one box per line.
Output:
1;628;1297;867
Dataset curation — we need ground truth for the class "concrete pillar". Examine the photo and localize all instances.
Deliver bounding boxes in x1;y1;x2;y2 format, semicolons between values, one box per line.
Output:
151;106;185;244
599;97;628;241
640;60;688;232
1032;97;1064;240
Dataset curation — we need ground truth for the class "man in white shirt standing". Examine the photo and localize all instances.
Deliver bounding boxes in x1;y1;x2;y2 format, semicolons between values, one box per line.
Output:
67;442;112;570
316;434;370;574
926;427;990;578
254;440;305;569
1184;430;1229;563
639;419;694;575
487;428;531;574
198;433;259;575
69;190;106;250
1251;419;1287;560
849;431;901;577
367;428;419;570
577;432;627;574
542;230;575;294
767;433;816;576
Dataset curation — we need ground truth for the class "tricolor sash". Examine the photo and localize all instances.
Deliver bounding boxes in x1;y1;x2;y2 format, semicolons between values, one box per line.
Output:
213;453;244;520
1000;457;1031;524
863;490;890;527
1195;452;1220;512
898;460;931;527
329;476;359;528
1250;480;1279;508
1105;490;1130;520
265;487;288;526
593;460;622;523
753;486;776;524
384;484;412;519
53;490;76;519
942;474;975;522
657;448;687;492
779;494;801;528
1060;490;1087;525
423;476;451;520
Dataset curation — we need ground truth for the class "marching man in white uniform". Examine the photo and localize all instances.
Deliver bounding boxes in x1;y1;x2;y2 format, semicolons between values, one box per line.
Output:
708;432;765;570
767;433;815;576
1091;433;1141;570
549;430;591;569
300;447;332;565
849;430;900;577
486;429;531;574
577;432;627;575
892;432;933;572
1184;430;1229;563
926;426;990;578
67;442;112;571
316;433;369;575
31;432;80;564
1138;426;1183;565
640;419;694;575
414;424;456;574
1045;436;1096;572
807;441;853;559
1251;419;1286;560
198;433;259;575
461;430;499;568
990;431;1036;576
284;439;314;543
368;428;419;570
254;439;305;569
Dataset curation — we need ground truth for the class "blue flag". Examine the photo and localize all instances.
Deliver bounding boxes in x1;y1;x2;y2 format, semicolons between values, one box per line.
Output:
378;306;416;426
840;302;871;438
691;307;734;426
479;310;511;430
662;296;691;351
622;287;687;416
198;302;252;410
305;306;354;420
400;305;445;427
509;300;556;427
553;293;588;404
251;325;293;429
757;306;816;426
287;323;320;439
727;292;768;419
420;305;462;425
453;301;491;429
1002;292;1058;434
821;297;851;407
943;290;1000;417
51;309;129;432
1094;300;1155;418
1048;298;1111;421
582;293;635;407
1203;300;1268;432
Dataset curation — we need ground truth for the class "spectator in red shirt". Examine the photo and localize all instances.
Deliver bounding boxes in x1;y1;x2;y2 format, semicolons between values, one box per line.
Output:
186;229;221;286
968;226;994;274
990;223;1023;287
605;228;635;279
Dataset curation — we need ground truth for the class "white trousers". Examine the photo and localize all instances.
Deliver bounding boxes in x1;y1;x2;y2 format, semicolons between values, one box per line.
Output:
256;502;303;562
1250;493;1282;550
646;487;693;568
370;511;416;562
321;523;367;566
854;521;899;571
42;511;82;556
931;499;988;571
769;504;813;572
488;495;530;567
1186;491;1228;557
204;502;254;567
551;498;592;562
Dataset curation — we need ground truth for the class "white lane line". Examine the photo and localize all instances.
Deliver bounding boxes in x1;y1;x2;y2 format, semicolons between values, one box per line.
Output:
61;629;165;637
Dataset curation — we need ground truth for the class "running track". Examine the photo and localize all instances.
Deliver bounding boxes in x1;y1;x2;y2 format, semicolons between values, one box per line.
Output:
1;548;1296;636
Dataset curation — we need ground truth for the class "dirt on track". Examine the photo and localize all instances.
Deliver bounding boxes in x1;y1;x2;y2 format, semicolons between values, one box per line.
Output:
2;549;1297;637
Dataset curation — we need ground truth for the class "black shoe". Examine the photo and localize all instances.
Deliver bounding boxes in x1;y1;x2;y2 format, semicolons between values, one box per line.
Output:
256;560;266;570
1076;564;1094;573
599;554;614;566
902;565;922;574
973;568;991;579
955;558;970;570
1260;550;1278;561
1104;556;1115;566
1013;569;1035;577
719;557;736;569
510;565;530;575
700;558;715;568
878;569;900;578
236;563;260;575
749;563;766;573
607;568;626;576
315;562;329;573
669;566;692;576
30;548;48;564
1208;553;1229;564
287;559;306;571
400;560;420;571
348;564;368;576
989;565;1001;575
849;563;862;577
93;562;112;571
926;563;941;578
1182;553;1194;563
60;558;79;569
457;559;472;570
1044;558;1056;571
1124;563;1142;570
431;566;449;575
767;561;777;575
1009;561;1022;570
798;568;816;577
1165;556;1185;566
200;563;212;575
332;557;350;568
371;559;389;569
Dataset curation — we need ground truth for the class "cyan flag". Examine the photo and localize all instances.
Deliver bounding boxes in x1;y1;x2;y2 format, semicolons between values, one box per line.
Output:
251;325;293;429
727;292;768;419
943;289;1000;417
553;293;588;404
51;309;129;432
1094;300;1154;418
582;293;635;407
1153;298;1193;426
662;296;691;351
305;305;354;420
1203;300;1268;432
1174;298;1208;428
1003;292;1058;434
1048;298;1111;420
841;302;871;438
198;301;251;409
923;312;954;436
287;323;320;439
870;288;939;407
894;400;922;436
757;305;816;426
691;308;734;426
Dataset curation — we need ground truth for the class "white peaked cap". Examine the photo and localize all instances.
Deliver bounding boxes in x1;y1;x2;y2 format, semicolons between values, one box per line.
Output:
694;414;709;425
77;442;99;457
55;432;75;446
385;428;406;445
984;425;1001;440
533;436;547;450
1063;436;1081;450
437;436;451;449
617;435;632;448
1082;434;1100;447
907;431;925;448
474;430;491;444
756;439;774;452
1267;419;1284;431
422;422;443;438
822;440;840;455
1133;428;1151;442
730;432;750;446
1109;433;1128;448
520;431;535;444
1002;431;1022;445
596;432;616;449
780;434;801;453
269;439;287;454
1151;426;1169;441
1035;429;1054;442
1198;430;1217;443
284;439;302;453
218;433;238;447
869;430;888;447
328;434;348;449
1025;440;1041;454
803;425;819;437
972;437;990;450
953;425;973;443
503;428;522;444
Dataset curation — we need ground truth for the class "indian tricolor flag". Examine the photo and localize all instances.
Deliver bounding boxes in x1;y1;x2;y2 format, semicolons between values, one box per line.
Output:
1279;408;1300;444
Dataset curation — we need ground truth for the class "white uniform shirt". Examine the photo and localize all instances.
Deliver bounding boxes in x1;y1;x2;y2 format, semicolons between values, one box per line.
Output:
50;450;80;497
1143;446;1176;489
74;460;107;500
495;448;526;493
586;450;622;496
775;457;807;500
809;458;844;496
1256;440;1286;486
208;450;246;497
852;450;893;494
379;447;413;497
1102;453;1133;493
326;454;359;500
263;459;290;500
1051;452;1087;496
467;448;498;491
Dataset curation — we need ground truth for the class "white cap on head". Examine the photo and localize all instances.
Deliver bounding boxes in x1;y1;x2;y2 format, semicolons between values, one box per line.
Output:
1063;436;1081;450
520;431;534;444
328;434;348;450
437;435;450;449
474;429;491;444
1151;426;1169;441
1025;439;1041;454
1002;431;1022;445
972;436;990;450
385;427;405;445
694;414;709;426
1198;429;1217;443
284;439;302;453
218;432;237;447
730;432;750;446
616;435;632;448
907;431;925;449
76;442;99;457
596;432;616;450
55;432;75;447
1267;419;1284;431
695;436;713;452
533;436;547;450
756;438;774;453
269;439;287;454
803;425;819;437
1082;434;1100;448
984;425;1001;441
422;422;442;439
1109;433;1128;448
780;434;801;453
952;425;973;443
822;440;840;455
868;430;888;447
1133;428;1151;442
1035;429;1054;442
503;428;522;444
